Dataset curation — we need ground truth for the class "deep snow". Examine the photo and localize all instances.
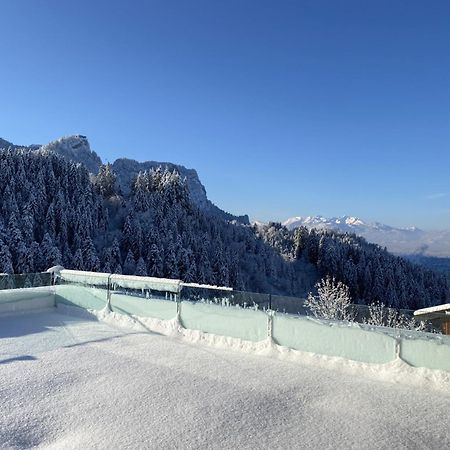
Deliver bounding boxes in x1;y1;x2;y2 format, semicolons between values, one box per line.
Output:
1;308;450;449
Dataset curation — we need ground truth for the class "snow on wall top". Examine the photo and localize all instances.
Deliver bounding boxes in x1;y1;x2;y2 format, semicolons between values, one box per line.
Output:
57;268;233;294
60;270;111;286
110;274;181;294
181;282;233;292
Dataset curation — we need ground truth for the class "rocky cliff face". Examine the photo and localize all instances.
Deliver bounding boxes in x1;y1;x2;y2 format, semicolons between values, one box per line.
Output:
112;157;249;223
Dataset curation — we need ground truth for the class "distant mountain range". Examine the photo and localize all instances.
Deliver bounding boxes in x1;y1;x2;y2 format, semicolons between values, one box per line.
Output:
282;215;450;257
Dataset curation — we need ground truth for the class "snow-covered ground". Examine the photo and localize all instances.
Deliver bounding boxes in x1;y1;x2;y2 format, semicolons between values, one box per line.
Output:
1;308;450;449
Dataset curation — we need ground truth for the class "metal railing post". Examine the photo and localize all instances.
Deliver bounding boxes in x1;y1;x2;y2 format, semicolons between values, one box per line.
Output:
395;338;401;359
267;311;274;340
176;285;183;326
106;273;112;311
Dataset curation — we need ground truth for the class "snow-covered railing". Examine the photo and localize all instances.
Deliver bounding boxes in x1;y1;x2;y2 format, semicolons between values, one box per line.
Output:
110;274;181;294
0;272;52;290
58;270;110;287
52;268;237;313
53;268;231;296
51;269;421;327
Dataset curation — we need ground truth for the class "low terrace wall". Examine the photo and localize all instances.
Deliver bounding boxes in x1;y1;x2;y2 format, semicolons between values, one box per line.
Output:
2;272;449;374
0;287;55;314
52;283;450;373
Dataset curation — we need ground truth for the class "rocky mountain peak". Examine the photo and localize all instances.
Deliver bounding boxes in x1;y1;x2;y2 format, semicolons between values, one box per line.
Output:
39;135;102;174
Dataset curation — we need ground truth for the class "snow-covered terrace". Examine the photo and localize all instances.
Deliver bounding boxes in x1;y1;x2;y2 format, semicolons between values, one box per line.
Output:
2;307;450;449
1;270;450;448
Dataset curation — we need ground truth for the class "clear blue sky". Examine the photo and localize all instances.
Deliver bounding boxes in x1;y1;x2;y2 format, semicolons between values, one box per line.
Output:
1;0;449;229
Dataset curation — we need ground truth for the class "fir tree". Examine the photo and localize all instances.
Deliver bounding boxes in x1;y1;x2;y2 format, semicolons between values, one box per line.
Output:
123;250;136;275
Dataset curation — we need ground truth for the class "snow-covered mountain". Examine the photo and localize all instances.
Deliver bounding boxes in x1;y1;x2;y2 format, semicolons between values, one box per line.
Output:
282;215;450;257
283;215;419;234
0;138;13;149
111;157;248;223
1;135;249;224
39;135;103;174
0;137;40;151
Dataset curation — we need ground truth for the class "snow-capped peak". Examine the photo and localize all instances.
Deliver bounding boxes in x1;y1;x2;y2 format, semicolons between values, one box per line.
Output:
343;216;365;226
282;215;368;231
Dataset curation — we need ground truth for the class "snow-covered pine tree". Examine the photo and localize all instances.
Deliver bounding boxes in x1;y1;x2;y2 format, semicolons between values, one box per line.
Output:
94;163;117;198
135;257;147;276
0;241;14;274
147;244;163;278
123;250;136;275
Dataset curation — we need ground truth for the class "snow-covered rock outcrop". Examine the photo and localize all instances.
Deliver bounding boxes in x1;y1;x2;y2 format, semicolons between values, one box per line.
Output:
39;135;103;174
